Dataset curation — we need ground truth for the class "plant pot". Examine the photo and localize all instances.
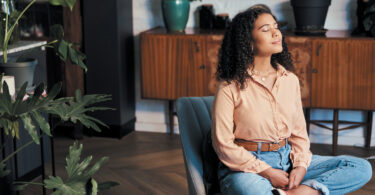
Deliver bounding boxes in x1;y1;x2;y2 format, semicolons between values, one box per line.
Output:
0;58;37;90
291;0;331;34
162;0;190;32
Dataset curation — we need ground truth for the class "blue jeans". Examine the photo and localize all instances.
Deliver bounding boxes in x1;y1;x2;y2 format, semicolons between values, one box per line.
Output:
218;143;372;195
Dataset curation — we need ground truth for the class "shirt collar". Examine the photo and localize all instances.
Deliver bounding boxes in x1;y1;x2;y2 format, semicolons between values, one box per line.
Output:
248;63;289;77
276;64;289;77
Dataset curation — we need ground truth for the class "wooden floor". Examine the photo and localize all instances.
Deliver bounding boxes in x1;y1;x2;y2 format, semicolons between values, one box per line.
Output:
22;131;375;194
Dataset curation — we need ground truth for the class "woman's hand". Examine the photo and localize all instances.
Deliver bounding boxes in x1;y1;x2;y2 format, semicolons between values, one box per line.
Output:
288;166;307;189
259;167;289;189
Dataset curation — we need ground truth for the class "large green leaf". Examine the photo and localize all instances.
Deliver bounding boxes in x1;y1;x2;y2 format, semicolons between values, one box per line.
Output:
54;39;87;72
31;111;51;136
98;181;120;191
44;176;85;195
44;142;108;195
85;178;98;195
20;114;39;144
48;0;76;11
57;40;69;61
50;24;64;40
46;90;112;132
68;46;87;72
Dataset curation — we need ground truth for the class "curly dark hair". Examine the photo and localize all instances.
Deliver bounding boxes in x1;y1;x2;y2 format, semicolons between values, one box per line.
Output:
216;8;294;89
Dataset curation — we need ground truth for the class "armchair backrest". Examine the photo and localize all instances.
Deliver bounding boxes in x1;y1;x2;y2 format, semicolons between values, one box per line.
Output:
176;96;214;195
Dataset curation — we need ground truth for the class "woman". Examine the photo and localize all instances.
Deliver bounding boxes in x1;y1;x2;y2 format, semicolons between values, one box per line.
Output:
211;7;372;195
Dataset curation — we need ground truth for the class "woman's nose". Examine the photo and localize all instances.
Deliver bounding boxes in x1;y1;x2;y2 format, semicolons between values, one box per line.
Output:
273;29;280;38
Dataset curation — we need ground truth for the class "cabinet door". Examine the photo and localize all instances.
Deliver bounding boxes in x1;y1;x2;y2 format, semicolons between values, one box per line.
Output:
141;34;191;99
311;39;375;109
285;37;312;107
187;36;210;96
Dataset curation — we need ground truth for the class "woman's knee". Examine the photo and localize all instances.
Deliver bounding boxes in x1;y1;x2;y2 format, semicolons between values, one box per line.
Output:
220;172;273;195
337;155;372;183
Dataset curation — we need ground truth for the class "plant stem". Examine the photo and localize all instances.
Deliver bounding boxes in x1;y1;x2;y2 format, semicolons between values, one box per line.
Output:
13;181;44;186
0;134;42;164
3;0;37;63
3;0;10;63
0;117;63;164
16;40;58;61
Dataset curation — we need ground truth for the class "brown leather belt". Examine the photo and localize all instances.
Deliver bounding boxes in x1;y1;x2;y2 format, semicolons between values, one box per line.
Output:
234;139;287;152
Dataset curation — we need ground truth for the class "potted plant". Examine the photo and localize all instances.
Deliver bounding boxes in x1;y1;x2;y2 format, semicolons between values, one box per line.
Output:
291;0;332;35
0;0;86;90
0;0;119;194
0;77;118;194
162;0;201;32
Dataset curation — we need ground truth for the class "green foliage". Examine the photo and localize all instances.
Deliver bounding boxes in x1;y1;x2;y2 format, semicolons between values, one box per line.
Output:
97;181;120;191
0;75;112;144
1;0;84;70
0;161;11;177
44;142;109;195
0;9;20;50
48;0;76;11
50;24;87;72
46;90;113;132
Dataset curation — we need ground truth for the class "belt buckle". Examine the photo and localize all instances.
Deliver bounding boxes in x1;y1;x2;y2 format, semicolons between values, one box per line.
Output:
272;141;281;150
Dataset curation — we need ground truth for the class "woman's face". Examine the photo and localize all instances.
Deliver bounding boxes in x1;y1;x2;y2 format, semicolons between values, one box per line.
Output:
252;13;283;56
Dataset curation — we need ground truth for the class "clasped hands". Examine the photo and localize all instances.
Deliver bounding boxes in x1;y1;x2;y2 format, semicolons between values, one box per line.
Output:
259;166;306;190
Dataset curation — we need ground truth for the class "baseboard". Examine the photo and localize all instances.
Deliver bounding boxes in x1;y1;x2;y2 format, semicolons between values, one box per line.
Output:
86;117;136;139
15;165;42;182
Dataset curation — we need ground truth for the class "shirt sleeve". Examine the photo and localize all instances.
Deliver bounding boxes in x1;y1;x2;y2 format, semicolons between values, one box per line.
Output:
288;77;312;169
211;83;271;173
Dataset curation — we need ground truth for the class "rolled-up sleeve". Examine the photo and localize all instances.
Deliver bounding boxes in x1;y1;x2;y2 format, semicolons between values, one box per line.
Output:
288;78;312;169
211;83;271;173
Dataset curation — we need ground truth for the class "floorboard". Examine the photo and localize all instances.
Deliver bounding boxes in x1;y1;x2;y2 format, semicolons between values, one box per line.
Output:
21;131;375;194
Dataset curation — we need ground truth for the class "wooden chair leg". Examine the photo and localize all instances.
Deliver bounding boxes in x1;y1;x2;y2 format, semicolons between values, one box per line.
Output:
365;111;373;148
332;109;339;156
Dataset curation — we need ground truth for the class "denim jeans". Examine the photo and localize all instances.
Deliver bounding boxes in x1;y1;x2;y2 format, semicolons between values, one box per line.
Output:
218;143;372;195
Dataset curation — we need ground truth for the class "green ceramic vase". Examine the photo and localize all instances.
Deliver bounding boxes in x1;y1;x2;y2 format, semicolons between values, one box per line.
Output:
162;0;190;32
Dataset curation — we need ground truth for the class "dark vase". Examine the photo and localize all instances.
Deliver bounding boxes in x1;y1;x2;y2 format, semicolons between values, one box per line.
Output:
214;13;230;30
0;58;37;90
162;0;190;32
199;4;214;29
291;0;331;35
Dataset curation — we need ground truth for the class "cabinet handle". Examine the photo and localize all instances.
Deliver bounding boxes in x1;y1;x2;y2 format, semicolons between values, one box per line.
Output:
316;44;322;56
312;68;318;73
199;65;206;69
194;41;200;52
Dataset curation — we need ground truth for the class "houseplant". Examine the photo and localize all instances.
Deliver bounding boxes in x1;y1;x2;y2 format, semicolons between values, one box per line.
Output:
162;0;201;32
0;0;118;194
291;0;331;35
0;0;86;89
0;77;118;194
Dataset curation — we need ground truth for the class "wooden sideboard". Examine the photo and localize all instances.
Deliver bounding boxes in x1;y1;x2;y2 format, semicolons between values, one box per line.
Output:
141;27;375;154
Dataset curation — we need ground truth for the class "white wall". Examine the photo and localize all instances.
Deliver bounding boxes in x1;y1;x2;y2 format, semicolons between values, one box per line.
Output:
132;0;375;146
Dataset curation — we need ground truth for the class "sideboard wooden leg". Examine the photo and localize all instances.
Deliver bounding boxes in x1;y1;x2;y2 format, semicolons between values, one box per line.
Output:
169;100;174;135
304;107;311;135
332;109;339;155
365;111;373;148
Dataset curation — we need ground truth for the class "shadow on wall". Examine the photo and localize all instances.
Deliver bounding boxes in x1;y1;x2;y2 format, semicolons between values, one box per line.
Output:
147;0;164;28
278;1;296;31
347;0;357;30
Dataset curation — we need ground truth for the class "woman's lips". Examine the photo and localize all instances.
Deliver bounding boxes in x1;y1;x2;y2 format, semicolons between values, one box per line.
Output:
272;40;281;44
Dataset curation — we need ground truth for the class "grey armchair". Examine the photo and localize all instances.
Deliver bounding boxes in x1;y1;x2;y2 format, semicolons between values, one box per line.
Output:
176;96;215;195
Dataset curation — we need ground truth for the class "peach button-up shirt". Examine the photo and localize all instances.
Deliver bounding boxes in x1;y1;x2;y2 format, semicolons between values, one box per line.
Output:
211;64;312;173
